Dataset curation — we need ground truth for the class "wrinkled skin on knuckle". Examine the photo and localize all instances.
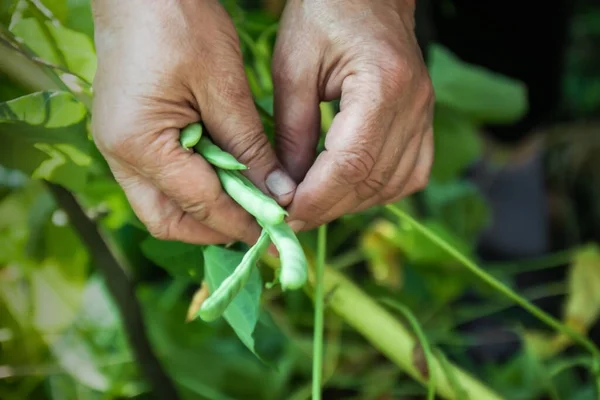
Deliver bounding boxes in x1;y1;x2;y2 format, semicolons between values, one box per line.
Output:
132;131;187;177
275;121;306;152
381;182;406;203
179;199;212;223
356;174;388;201
147;218;173;241
298;197;330;223
223;127;272;168
331;147;377;186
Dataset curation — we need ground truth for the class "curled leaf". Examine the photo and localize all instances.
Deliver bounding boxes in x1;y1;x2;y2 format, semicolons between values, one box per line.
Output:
564;243;600;333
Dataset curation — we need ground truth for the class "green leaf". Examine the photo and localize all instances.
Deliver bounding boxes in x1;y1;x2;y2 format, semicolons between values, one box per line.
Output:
0;89;86;126
80;178;135;230
138;284;290;400
430;106;482;182
0;91;92;191
39;0;69;22
424;180;491;244
11;17;97;82
429;43;528;123
392;218;473;267
0;0;17;26
65;0;94;38
203;245;266;360
50;276;147;396
140;236;205;282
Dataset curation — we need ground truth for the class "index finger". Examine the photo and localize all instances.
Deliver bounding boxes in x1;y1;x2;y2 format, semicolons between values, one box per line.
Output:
286;100;392;229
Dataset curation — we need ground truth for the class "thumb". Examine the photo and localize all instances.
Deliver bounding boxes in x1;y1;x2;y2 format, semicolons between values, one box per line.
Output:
197;59;296;206
272;62;321;183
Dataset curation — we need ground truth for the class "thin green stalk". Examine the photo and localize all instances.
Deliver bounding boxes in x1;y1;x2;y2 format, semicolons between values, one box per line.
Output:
434;349;468;400
485;248;576;276
380;298;436;400
451;282;567;329
313;224;327;400
549;356;593;378
385;204;600;396
330;248;365;270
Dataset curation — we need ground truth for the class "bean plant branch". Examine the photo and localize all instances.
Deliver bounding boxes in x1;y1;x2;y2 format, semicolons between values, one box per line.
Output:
261;252;503;399
385;204;600;395
47;183;181;400
312;224;327;399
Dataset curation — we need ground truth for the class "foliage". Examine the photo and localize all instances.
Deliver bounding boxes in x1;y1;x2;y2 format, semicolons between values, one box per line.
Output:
1;1;599;400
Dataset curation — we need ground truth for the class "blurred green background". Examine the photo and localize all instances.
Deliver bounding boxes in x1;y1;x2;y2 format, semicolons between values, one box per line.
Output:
1;0;600;399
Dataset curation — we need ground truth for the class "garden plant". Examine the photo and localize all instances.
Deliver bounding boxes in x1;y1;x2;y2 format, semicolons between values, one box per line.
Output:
2;1;600;399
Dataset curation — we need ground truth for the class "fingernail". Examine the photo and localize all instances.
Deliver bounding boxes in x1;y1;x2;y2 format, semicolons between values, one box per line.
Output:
288;220;306;232
266;169;296;198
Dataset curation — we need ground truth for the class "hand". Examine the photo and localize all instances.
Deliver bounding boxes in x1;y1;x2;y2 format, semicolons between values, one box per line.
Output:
272;0;435;231
91;0;297;245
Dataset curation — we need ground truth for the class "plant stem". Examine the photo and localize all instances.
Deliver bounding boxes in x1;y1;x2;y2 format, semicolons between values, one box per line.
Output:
385;204;600;396
312;224;327;400
330;248;365;270
485;248;576;276
47;183;181;400
380;298;436;400
262;252;504;399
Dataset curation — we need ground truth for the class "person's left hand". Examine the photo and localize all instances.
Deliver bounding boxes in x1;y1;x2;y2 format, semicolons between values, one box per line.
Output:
272;0;435;231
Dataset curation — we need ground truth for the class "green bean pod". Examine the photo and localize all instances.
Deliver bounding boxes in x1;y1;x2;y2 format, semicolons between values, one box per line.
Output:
264;222;308;290
194;136;248;170
179;123;203;149
217;169;287;226
198;230;271;321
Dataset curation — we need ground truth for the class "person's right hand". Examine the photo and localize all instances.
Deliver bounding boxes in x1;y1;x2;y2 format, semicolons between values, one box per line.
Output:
91;0;297;245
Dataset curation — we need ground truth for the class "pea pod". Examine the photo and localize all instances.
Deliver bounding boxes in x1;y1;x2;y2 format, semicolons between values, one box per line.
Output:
264;222;308;290
194;136;248;170
198;229;271;321
179;123;203;149
217;169;287;226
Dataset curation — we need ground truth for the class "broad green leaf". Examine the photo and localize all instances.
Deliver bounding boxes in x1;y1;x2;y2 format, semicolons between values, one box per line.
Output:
0;89;86;127
0;0;17;26
39;0;68;22
392;218;473;268
66;0;94;39
141;236;205;282
11;17;97;82
138;284;290;400
203;246;265;359
430;105;482;182
429;43;528;123
0;91;92;190
425;180;491;244
80;178;135;230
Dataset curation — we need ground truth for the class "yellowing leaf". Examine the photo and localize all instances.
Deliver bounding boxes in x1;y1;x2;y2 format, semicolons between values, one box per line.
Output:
523;329;570;360
564;243;600;333
360;220;403;289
